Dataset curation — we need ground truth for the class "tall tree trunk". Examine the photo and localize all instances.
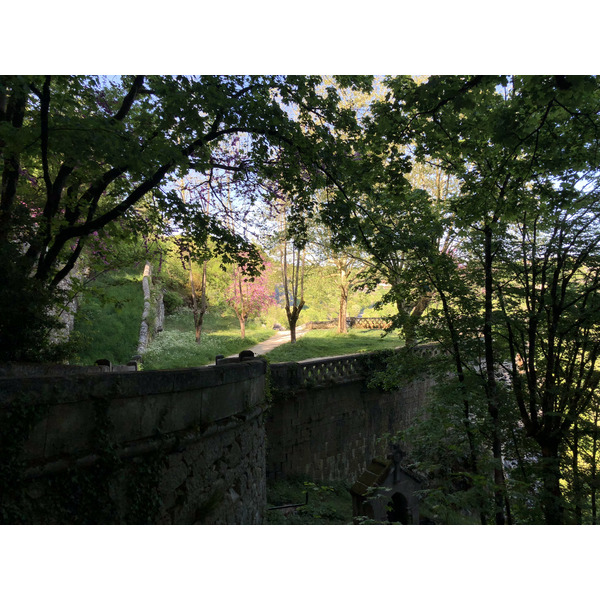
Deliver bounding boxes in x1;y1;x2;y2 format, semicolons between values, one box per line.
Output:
572;420;583;524
0;77;27;245
194;260;208;341
180;178;208;343
281;219;305;343
286;302;304;344
188;255;202;343
438;287;487;525
539;436;563;524
194;184;211;341
236;274;246;339
288;311;298;344
592;408;599;525
404;293;432;346
483;224;507;525
338;280;348;334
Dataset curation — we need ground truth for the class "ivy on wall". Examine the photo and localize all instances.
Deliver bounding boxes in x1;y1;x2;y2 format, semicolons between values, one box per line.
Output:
0;395;167;524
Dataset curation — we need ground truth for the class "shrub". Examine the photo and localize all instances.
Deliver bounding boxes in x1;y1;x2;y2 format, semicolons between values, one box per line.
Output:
162;289;185;315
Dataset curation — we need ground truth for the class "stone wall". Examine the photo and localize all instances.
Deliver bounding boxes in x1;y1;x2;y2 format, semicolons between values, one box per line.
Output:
0;359;267;524
266;353;435;482
0;347;438;524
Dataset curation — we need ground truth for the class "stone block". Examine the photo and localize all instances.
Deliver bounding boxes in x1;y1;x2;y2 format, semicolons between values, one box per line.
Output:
105;397;144;444
224;440;242;468
43;401;95;458
159;390;204;433
161;456;189;494
201;385;245;422
20;415;48;461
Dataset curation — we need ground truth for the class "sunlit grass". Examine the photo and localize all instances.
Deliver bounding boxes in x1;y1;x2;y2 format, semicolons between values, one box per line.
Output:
71;270;144;365
142;308;274;369
266;328;403;363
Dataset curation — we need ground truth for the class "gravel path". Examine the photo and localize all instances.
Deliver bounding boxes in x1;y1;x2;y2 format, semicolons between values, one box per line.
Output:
228;325;308;357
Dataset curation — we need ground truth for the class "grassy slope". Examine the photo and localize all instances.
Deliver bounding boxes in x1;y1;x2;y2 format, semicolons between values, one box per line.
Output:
265;328;403;363
73;279;403;368
71;271;144;365
142;308;275;370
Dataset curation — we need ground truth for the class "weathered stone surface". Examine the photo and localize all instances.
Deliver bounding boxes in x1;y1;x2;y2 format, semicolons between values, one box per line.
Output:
1;359;268;524
265;374;434;482
1;348;432;525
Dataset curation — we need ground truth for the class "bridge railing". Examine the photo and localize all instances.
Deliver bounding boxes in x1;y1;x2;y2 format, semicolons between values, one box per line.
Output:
270;352;369;389
299;353;368;385
269;344;442;390
305;317;392;331
346;317;391;329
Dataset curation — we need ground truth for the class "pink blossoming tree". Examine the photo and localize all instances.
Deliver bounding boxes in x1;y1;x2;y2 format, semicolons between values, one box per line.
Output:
225;256;275;339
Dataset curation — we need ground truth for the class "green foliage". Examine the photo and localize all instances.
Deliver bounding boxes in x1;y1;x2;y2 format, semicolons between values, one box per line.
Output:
396;363;548;524
265;476;352;524
359;288;397;319
0;244;72;362
397;374;496;524
71;270;144;365
364;346;434;392
162;288;184;315
155;238;232;313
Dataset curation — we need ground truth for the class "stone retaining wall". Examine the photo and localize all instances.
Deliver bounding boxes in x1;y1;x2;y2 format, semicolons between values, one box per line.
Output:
0;346;439;524
0;360;267;524
266;352;436;482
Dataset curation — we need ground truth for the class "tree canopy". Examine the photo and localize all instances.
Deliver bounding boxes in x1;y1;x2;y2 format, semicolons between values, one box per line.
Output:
352;75;600;524
3;74;600;523
0;74;372;360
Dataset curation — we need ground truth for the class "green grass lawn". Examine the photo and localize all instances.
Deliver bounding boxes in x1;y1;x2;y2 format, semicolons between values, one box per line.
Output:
142;308;275;370
265;328;403;363
71;271;144;365
143;309;403;369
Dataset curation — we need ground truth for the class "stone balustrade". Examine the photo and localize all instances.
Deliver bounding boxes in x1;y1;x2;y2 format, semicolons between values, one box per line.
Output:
269;343;440;390
305;317;391;331
347;317;391;329
270;353;368;389
0;342;442;523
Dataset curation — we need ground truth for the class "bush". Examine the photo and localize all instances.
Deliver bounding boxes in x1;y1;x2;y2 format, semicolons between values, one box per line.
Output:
265;477;353;524
162;289;185;315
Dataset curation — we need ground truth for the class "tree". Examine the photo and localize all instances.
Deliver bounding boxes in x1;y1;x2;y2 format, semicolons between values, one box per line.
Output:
178;177;211;343
375;75;600;524
305;213;368;333
0;75;372;361
278;209;306;344
225;255;275;339
494;193;600;524
322;176;444;345
317;82;458;346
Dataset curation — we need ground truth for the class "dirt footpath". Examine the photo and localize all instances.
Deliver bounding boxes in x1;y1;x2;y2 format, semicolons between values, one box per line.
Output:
228;325;308;357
